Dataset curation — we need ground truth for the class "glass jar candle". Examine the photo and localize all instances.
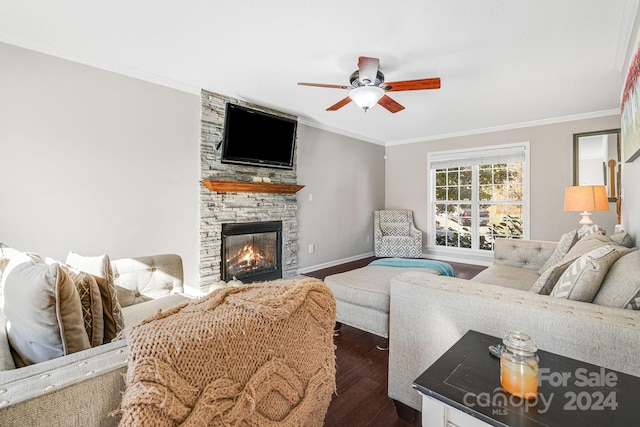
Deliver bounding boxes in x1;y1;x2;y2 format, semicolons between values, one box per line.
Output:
500;331;539;399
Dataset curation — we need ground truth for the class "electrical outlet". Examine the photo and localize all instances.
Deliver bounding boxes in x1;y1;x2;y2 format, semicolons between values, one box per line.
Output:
308;243;315;254
367;235;371;243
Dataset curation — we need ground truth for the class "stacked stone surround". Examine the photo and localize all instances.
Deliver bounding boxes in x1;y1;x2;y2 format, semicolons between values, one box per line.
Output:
200;90;299;289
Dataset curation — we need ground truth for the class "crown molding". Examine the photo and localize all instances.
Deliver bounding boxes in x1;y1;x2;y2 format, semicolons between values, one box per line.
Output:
385;109;621;147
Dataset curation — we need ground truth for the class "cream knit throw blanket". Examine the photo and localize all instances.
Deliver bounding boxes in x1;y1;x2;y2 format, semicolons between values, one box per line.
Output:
118;277;336;426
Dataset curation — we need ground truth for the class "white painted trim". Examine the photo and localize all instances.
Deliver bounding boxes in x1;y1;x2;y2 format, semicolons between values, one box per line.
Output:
423;249;493;267
386;110;621;147
296;252;374;274
426;141;531;249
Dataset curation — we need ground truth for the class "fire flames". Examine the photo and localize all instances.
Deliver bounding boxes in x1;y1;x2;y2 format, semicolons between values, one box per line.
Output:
227;244;270;277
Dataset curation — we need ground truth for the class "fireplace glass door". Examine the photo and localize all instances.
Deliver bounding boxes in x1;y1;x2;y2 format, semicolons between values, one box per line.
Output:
221;221;282;283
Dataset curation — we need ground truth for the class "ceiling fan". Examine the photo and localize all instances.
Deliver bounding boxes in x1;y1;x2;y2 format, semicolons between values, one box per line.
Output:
298;56;440;113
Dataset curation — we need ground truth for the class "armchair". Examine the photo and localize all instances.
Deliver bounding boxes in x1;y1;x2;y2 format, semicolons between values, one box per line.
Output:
374;210;423;258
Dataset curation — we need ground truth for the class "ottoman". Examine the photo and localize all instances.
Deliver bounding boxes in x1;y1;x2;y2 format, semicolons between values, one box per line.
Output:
325;259;453;339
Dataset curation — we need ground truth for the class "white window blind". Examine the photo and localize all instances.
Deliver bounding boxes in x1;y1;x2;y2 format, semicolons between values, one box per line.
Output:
429;146;526;170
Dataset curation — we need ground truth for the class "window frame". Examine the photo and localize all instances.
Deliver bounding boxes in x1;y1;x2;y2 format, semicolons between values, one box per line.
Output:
426;142;531;264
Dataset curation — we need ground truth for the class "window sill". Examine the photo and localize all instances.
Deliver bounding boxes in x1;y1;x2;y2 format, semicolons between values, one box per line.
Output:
424;246;494;267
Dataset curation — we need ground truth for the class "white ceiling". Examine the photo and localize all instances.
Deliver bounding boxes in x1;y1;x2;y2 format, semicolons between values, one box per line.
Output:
1;1;638;145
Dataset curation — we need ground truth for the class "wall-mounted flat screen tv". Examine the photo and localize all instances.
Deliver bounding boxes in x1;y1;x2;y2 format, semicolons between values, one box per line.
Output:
221;103;297;170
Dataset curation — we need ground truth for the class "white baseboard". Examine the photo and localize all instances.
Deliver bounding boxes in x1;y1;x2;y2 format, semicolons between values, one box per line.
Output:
296;252;375;275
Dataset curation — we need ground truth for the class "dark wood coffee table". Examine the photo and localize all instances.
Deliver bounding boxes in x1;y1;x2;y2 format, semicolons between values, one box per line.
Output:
413;330;638;426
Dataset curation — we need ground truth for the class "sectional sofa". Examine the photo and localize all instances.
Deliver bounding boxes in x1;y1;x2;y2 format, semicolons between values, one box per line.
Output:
388;232;640;418
0;248;190;426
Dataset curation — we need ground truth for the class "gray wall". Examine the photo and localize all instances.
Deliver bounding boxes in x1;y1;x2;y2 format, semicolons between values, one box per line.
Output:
0;42;202;287
385;115;622;246
296;124;385;271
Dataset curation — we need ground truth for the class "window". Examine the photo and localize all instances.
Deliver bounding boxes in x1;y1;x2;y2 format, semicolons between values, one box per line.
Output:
429;143;529;254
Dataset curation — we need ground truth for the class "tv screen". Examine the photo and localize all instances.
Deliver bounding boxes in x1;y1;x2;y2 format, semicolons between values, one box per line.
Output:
221;103;297;170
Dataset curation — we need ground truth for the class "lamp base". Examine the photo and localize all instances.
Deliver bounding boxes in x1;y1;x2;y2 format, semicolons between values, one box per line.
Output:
579;211;593;227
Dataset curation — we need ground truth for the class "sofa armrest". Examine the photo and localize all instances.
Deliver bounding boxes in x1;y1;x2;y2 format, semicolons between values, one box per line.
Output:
409;223;422;241
493;239;557;271
388;271;640;412
112;254;184;306
0;340;129;426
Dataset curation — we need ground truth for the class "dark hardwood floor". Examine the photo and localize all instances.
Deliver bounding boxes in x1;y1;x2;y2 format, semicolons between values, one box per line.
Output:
304;256;487;427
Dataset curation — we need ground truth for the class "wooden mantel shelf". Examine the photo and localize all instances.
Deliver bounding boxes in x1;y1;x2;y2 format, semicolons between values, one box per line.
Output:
201;180;305;194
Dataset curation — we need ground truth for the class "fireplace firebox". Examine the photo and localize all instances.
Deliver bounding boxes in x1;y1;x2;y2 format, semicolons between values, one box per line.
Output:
221;221;282;283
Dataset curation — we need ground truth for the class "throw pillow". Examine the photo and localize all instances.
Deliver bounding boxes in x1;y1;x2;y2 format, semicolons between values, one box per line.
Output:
577;224;606;239
530;258;574;295
550;245;626;302
1;252;90;366
592;249;640;309
608;231;635;248
380;222;410;236
0;242;21;259
46;259;105;347
560;234;612;264
537;229;578;275
0;258;9;290
66;252;124;343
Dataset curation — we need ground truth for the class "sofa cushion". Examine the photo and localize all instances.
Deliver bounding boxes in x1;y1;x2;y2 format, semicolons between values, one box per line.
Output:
551;245;626;302
537;229;577;274
472;265;540;291
324;265;440;313
593;250;640;309
111;254;185;303
2;253;90;366
66;252;124;343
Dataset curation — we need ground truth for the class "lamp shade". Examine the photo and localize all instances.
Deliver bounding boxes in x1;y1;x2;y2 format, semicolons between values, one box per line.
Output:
349;86;384;111
563;186;609;212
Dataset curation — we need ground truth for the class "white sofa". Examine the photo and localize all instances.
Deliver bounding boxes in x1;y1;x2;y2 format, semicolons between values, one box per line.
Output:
388;235;640;419
0;252;191;426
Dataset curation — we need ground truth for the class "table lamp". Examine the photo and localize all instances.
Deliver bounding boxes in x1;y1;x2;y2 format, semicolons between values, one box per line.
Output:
563;185;609;227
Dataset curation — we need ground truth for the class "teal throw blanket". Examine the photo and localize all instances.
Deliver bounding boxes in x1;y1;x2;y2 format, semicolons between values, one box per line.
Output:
369;258;455;277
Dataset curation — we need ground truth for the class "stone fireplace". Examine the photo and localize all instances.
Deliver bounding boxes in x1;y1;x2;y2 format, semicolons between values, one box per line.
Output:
221;221;282;282
199;90;300;290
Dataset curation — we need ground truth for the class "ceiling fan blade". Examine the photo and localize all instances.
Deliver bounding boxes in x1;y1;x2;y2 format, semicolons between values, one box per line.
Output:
383;77;441;92
378;95;405;113
327;97;352;111
298;82;351;89
358;56;380;85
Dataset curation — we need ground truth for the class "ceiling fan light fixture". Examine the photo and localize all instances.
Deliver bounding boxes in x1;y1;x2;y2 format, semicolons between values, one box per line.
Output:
349;86;384;112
